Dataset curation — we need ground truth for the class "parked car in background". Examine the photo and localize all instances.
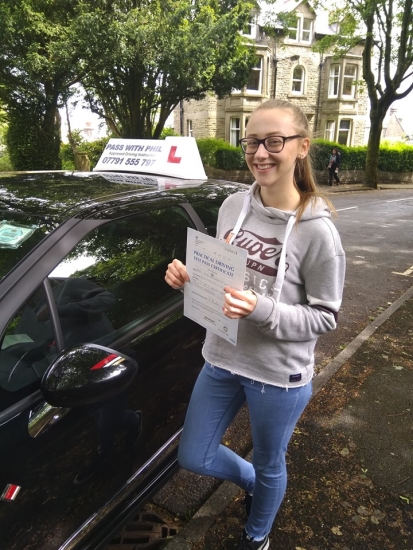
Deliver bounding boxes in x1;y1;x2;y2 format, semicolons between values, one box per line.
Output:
0;143;247;549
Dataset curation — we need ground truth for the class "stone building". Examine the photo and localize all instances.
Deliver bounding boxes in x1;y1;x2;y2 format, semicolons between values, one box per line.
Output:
174;0;369;147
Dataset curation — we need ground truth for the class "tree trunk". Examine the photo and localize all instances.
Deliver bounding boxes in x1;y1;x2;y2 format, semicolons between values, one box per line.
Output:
65;101;77;156
365;109;385;189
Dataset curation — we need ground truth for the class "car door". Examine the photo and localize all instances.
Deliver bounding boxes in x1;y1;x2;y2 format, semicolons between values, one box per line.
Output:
0;203;209;550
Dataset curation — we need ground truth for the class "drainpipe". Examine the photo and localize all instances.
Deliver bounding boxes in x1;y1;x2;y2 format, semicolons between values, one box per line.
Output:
272;30;279;98
314;54;324;137
272;58;278;98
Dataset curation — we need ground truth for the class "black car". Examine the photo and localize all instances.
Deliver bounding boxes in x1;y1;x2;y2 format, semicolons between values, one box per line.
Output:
0;168;247;550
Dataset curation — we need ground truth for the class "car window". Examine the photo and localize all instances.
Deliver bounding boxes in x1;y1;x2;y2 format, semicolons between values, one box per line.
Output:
49;207;191;349
191;201;221;237
0;206;192;408
0;285;58;400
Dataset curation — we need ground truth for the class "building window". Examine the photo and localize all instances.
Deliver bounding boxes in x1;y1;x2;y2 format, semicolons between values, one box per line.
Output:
338;119;351;145
301;18;312;42
342;64;357;97
288;19;298;40
246;57;262;93
243;15;257;38
230;118;240;147
328;64;340;97
291;66;305;94
187;119;193;137
325;120;335;141
288;16;313;43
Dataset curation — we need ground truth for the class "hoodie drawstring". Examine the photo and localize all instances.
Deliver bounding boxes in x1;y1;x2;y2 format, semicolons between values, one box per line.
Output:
226;189;296;304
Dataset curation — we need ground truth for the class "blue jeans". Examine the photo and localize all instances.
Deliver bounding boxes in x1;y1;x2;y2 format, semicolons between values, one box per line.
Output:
178;362;312;540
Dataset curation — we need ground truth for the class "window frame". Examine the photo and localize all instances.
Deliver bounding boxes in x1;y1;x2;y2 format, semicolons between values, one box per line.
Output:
291;65;305;95
288;16;313;44
301;17;313;43
242;15;257;38
328;64;341;98
338;119;352;145
324;120;336;142
342;63;357;98
230;117;241;147
246;57;263;94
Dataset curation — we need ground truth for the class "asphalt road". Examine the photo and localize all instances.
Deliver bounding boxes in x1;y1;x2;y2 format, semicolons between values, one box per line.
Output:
316;189;413;370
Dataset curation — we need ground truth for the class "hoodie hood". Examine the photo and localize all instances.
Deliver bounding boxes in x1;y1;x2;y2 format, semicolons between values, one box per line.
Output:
250;181;332;224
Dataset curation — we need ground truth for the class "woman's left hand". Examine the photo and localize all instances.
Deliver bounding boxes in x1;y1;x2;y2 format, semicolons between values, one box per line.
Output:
222;287;257;319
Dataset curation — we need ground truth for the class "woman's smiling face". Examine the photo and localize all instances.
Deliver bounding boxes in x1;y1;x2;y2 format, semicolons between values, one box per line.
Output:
244;108;309;192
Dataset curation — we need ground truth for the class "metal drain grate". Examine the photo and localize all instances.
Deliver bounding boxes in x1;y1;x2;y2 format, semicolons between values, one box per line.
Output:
105;511;178;550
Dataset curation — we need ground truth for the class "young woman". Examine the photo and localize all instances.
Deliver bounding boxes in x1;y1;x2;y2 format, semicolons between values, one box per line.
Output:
165;99;345;550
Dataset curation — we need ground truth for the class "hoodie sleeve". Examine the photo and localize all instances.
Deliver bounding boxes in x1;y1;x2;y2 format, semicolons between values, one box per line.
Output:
246;240;345;342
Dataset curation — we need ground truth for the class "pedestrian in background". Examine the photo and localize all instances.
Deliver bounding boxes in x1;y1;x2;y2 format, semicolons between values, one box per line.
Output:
328;147;341;186
165;99;345;550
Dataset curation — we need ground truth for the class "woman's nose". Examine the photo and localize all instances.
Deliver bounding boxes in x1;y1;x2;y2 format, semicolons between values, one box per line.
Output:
255;143;269;157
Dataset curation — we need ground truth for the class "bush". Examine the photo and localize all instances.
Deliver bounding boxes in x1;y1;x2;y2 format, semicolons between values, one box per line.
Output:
377;143;413;171
311;140;367;170
60;142;75;169
196;138;247;170
160;127;179;138
196;138;229;167
60;136;110;170
215;147;247;170
7;108;61;170
0;151;12;171
312;139;413;172
78;137;110;169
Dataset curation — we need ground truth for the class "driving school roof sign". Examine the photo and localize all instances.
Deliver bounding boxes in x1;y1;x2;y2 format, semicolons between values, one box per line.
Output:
93;136;207;180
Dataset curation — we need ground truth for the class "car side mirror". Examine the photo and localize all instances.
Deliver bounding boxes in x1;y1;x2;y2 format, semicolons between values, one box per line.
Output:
41;344;138;408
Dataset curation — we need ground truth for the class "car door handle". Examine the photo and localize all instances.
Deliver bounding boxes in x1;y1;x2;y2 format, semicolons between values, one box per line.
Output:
28;401;71;438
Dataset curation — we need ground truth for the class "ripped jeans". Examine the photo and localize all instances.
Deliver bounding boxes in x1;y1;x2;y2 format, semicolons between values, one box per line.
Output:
178;362;312;540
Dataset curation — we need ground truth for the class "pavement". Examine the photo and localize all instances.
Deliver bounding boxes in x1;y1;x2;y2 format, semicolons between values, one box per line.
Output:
321;182;413;192
155;183;413;550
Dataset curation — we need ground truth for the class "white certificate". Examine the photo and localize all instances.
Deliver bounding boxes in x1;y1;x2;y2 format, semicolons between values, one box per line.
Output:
184;228;247;345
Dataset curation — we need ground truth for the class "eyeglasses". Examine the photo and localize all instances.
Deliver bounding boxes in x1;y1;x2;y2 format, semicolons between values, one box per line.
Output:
239;135;303;154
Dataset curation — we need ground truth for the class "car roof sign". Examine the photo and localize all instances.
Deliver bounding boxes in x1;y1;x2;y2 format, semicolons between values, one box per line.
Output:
0;221;37;249
93;136;207;180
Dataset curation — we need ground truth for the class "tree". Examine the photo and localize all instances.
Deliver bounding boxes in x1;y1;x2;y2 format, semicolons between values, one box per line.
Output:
78;0;257;138
0;0;85;170
316;0;413;188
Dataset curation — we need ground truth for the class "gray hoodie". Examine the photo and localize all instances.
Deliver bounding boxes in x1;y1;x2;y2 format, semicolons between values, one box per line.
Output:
202;182;346;388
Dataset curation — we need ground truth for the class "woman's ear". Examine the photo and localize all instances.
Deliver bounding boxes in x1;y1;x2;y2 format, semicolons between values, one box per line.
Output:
300;137;310;158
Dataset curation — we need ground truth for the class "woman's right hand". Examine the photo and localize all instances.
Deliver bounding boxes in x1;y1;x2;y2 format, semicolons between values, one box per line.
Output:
165;259;189;289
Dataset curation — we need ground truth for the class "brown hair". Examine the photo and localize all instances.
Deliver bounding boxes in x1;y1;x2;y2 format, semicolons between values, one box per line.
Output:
252;99;336;221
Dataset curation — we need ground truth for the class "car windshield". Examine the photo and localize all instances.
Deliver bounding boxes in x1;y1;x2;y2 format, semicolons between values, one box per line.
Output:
0;212;54;280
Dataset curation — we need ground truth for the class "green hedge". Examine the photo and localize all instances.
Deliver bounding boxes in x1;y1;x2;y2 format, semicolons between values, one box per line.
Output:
59;135;413;174
197;137;413;172
196;138;229;167
377;143;413;171
215;147;248;170
311;140;367;170
196;138;247;170
311;139;413;172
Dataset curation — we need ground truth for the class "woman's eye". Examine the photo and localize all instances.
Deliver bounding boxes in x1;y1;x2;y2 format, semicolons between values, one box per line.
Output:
267;138;283;147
